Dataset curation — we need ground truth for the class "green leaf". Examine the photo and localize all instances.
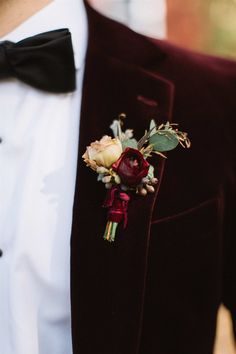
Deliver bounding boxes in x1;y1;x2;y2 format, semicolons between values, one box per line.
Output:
97;173;104;181
149;131;179;152
149;119;157;136
147;165;154;179
122;138;138;149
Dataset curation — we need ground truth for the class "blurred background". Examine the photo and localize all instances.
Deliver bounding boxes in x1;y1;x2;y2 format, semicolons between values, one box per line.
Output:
167;0;236;59
90;0;236;58
89;1;236;353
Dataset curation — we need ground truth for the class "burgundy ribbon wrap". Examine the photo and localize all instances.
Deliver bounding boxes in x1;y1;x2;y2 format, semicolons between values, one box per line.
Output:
103;187;130;228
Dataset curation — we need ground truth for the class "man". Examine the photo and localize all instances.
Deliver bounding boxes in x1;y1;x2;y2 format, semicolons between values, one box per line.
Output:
0;1;235;354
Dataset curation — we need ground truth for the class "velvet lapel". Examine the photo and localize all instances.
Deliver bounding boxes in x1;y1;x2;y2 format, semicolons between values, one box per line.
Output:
71;3;174;354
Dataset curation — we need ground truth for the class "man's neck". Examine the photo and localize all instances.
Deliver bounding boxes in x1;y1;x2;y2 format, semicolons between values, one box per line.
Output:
0;0;53;38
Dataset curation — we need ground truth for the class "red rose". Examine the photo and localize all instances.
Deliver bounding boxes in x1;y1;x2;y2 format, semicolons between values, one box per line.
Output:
112;148;150;186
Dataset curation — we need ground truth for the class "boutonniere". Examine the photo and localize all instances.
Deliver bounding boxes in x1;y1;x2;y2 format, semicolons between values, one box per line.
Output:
83;114;191;243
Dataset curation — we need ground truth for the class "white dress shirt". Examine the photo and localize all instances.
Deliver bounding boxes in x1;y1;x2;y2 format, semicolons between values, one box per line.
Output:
0;1;88;353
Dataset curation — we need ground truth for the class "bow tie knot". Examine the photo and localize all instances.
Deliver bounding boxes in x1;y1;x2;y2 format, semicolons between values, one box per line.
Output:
0;29;76;93
0;41;14;79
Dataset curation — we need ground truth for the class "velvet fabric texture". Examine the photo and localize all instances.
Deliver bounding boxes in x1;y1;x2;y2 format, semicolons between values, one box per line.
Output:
70;2;236;353
0;29;76;92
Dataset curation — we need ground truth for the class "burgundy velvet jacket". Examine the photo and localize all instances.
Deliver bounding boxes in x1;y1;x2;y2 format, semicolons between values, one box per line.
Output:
70;2;236;353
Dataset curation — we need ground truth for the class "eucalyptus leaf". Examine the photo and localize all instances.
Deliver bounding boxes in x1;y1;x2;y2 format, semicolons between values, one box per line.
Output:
122;138;138;149
110;120;122;139
97;173;104;181
147;165;154;179
149;119;157;137
149;131;179;152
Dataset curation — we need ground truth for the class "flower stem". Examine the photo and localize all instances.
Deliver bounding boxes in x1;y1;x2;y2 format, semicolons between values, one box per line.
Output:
103;221;118;242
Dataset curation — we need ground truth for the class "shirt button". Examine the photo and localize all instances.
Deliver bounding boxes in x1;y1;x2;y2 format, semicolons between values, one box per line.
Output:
0;249;3;257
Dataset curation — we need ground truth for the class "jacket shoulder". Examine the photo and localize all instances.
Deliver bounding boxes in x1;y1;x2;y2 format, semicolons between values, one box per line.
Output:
146;38;236;112
149;37;236;78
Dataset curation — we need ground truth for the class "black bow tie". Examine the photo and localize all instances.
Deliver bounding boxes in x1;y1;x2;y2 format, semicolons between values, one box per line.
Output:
0;29;76;93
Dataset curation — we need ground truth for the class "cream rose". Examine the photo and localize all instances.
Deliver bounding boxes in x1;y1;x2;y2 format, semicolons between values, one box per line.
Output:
82;135;123;169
